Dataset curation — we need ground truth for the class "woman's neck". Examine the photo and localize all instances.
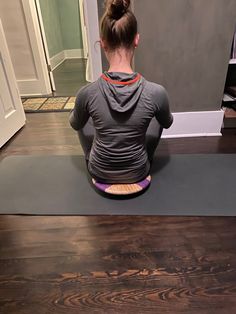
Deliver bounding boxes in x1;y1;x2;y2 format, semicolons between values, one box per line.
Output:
107;48;134;74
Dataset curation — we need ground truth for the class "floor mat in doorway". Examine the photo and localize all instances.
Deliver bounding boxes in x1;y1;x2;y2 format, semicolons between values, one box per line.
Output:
21;96;75;113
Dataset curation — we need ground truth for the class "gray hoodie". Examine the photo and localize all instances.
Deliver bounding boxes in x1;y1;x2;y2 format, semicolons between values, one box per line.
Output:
70;72;173;183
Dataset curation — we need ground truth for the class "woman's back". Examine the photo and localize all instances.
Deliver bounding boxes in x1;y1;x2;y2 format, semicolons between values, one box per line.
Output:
70;0;173;183
70;71;173;183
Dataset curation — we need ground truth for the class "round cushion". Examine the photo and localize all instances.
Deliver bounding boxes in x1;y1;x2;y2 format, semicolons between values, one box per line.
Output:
92;175;151;195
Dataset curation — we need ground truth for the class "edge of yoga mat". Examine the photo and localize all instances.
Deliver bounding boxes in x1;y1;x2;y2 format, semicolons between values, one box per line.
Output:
0;154;236;216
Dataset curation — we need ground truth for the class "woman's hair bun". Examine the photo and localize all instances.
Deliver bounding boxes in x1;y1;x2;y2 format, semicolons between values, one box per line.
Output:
106;0;130;20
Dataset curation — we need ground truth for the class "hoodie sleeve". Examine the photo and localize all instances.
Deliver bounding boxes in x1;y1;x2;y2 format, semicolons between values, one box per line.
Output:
69;86;90;131
152;85;173;129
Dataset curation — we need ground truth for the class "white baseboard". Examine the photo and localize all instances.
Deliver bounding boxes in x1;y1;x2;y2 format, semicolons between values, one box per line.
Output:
50;51;65;71
50;49;84;70
17;79;51;97
162;110;224;138
64;49;84;59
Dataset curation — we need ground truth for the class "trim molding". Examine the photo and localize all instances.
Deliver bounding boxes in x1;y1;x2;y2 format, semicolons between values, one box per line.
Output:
50;49;84;70
17;79;51;97
162;110;224;138
50;51;65;70
64;49;84;59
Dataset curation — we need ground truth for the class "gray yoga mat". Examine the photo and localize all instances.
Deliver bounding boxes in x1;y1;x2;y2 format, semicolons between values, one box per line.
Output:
0;154;235;216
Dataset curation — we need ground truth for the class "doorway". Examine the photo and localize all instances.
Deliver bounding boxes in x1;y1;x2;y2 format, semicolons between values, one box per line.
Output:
35;0;89;97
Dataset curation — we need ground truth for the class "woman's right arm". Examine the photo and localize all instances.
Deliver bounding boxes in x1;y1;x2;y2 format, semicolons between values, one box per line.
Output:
69;87;90;131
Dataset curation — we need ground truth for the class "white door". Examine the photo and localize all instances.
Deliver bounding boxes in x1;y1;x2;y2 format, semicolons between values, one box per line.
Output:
0;0;52;96
16;0;102;89
33;0;102;84
0;20;26;148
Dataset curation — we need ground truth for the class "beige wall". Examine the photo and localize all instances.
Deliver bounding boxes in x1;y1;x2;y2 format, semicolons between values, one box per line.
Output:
0;0;36;80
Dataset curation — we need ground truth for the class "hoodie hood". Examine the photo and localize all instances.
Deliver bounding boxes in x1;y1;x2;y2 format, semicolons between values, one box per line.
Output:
98;72;145;113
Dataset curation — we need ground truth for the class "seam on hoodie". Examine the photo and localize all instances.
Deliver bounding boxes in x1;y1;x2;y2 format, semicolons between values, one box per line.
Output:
101;73;142;85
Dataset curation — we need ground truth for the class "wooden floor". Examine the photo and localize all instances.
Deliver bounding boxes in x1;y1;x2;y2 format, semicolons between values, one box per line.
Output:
0;113;236;313
53;59;87;97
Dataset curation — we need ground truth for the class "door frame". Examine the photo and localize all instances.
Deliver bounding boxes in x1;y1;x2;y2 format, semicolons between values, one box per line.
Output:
83;0;102;81
34;0;56;91
79;0;88;59
23;0;102;94
21;0;52;96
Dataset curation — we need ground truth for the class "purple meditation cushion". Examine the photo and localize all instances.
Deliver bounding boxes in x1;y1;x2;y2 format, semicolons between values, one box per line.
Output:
92;175;151;195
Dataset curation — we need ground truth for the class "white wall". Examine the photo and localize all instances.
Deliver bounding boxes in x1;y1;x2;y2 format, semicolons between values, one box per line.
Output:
0;0;51;96
0;0;36;80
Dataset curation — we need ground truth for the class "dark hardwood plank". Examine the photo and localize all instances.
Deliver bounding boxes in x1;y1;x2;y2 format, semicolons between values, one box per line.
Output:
0;216;236;314
1;113;236;159
0;113;82;159
53;59;87;97
0;113;236;313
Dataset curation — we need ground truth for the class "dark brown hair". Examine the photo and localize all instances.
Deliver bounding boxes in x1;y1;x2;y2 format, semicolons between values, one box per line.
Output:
100;0;138;50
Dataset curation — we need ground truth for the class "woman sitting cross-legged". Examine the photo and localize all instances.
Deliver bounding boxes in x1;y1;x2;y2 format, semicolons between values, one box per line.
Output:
69;0;173;184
